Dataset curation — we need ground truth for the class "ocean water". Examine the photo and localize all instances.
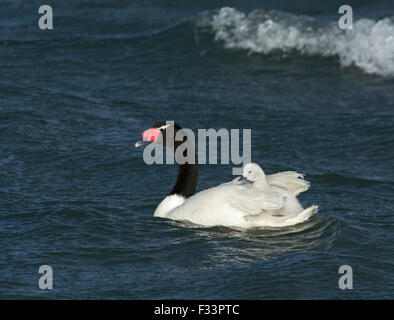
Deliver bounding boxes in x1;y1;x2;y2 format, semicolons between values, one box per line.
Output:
0;0;393;299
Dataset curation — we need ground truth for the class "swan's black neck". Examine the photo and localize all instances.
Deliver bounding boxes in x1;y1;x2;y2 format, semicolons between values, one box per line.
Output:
170;162;198;198
169;134;198;198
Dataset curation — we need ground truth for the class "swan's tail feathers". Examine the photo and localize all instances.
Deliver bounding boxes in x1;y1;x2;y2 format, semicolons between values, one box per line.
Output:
284;205;318;225
266;171;311;196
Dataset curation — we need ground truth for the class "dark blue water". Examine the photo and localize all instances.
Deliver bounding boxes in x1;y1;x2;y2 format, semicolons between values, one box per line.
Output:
1;0;393;299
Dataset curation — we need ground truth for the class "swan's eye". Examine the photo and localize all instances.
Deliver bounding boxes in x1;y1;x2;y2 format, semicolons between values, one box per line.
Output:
248;171;251;174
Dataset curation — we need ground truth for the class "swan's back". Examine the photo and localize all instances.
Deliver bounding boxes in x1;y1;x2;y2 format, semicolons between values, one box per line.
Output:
162;178;317;228
165;183;251;227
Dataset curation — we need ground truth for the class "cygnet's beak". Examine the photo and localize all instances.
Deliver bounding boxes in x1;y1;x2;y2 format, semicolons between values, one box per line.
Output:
237;176;248;182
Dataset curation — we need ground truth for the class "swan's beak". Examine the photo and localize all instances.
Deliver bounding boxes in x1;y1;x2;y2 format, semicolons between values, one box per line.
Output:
134;128;160;148
135;140;150;148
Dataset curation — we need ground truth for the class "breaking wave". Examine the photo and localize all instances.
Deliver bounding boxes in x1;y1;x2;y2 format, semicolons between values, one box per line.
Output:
197;7;394;76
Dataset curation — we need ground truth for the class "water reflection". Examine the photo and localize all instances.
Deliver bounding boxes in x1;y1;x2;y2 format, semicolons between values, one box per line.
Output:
166;216;340;267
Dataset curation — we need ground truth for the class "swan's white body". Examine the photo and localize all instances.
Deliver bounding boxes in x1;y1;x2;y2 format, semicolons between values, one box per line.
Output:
154;163;318;228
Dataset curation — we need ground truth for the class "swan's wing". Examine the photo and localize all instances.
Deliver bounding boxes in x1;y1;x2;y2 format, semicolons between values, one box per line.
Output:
245;205;318;227
227;187;285;215
266;171;310;196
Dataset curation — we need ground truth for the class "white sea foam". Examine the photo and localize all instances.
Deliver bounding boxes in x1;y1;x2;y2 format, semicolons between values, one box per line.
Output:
199;7;394;76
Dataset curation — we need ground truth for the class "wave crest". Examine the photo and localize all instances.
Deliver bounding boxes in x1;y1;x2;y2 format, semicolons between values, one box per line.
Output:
199;7;394;76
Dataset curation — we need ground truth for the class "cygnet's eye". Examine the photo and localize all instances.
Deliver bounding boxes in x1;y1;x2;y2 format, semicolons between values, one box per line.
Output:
248;171;251;174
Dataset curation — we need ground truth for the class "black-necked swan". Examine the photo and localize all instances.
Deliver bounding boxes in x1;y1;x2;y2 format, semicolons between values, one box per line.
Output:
135;122;318;228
